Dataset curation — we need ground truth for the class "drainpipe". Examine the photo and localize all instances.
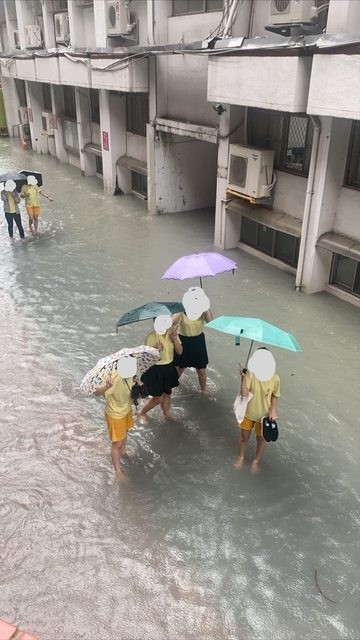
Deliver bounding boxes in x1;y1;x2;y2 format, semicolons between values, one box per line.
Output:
147;0;155;46
295;115;321;291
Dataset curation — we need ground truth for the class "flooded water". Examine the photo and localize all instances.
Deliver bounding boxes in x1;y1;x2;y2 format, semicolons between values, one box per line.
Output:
0;139;359;640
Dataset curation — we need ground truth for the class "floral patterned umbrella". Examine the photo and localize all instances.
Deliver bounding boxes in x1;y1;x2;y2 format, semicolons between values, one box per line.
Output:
79;345;160;395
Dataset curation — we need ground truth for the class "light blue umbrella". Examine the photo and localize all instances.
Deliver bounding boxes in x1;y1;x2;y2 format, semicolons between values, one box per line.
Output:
206;316;302;365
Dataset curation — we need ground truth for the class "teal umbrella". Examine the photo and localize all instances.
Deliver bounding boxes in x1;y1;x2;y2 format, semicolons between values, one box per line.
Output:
205;316;302;365
116;301;184;332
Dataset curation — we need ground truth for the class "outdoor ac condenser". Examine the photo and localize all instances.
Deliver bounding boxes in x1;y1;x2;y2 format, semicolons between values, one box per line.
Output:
18;107;29;125
41;112;54;135
107;0;131;35
54;12;69;44
25;24;41;48
269;0;318;24
228;145;274;199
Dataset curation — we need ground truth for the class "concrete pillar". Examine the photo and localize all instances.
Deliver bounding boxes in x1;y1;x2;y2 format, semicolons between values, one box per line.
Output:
68;1;86;48
75;88;95;176
214;104;240;249
15;0;34;50
26;81;48;155
326;0;360;34
1;76;19;137
93;0;108;48
42;0;56;49
100;90;127;194
301;117;352;293
51;85;68;164
4;0;18;50
146;121;156;215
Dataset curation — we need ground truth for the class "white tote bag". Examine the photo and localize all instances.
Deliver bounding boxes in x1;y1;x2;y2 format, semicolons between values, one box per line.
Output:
233;391;253;423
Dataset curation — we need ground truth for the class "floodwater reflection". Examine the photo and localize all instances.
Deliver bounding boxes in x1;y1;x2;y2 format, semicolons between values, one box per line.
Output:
0;140;359;640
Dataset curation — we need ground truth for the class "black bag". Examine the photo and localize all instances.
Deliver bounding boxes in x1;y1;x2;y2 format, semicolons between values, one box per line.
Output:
131;382;149;404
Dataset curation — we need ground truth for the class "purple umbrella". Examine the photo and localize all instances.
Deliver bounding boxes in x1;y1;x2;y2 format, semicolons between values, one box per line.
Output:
162;252;237;287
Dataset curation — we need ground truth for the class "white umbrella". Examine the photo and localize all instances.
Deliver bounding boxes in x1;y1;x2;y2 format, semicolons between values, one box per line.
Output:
80;345;160;395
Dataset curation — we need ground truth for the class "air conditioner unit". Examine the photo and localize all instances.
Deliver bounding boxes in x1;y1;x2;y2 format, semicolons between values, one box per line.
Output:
54;12;69;43
269;0;318;24
13;30;20;49
19;123;31;143
41;111;54;135
228;145;275;199
107;0;133;35
25;24;42;48
18;106;29;125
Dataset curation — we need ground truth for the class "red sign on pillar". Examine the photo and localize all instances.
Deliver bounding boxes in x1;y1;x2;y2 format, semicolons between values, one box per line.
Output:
102;131;109;151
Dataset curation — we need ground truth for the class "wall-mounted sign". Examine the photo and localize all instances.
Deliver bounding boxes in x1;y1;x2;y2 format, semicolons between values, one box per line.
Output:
102;131;109;151
28;108;33;123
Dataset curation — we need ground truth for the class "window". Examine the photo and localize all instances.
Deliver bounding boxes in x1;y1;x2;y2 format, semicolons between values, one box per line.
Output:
173;0;222;15
63;119;79;154
248;109;314;177
90;89;100;124
95;155;103;175
126;93;148;136
63;86;76;120
131;171;147;197
240;217;299;268
15;79;27;107
330;254;360;296
345;121;360;190
42;84;52;112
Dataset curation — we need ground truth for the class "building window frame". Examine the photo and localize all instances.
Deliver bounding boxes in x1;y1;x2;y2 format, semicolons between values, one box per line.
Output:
330;253;360;297
131;171;147;198
126;93;149;137
172;0;223;16
42;83;52;112
248;108;314;177
90;89;100;125
240;216;299;268
63;86;76;121
344;121;360;190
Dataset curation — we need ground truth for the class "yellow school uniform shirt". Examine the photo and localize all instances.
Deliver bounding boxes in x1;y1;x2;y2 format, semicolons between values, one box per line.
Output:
104;374;133;419
244;372;280;423
21;184;41;207
145;331;175;365
7;193;17;213
178;313;205;337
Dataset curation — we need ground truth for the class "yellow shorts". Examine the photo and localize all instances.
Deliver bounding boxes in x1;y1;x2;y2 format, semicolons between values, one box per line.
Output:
26;206;41;216
239;416;262;436
105;410;134;442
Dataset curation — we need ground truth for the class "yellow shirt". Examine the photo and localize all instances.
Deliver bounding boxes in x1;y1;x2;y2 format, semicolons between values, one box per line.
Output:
245;372;280;422
178;313;205;337
145;330;175;365
104;374;133;419
7;192;17;213
21;184;41;207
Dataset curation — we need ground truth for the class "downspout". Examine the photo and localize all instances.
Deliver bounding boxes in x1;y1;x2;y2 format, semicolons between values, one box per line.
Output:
147;0;155;46
295;115;321;291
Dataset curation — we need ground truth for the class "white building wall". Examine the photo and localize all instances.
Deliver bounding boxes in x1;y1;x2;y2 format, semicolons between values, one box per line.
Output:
154;133;217;214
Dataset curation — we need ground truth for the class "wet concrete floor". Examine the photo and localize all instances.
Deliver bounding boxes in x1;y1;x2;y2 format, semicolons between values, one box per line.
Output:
0;139;359;640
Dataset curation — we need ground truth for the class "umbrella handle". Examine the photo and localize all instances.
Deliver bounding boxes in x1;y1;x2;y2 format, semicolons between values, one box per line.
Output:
245;340;254;368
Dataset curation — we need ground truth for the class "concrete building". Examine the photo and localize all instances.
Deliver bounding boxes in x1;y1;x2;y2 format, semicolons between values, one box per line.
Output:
0;0;359;307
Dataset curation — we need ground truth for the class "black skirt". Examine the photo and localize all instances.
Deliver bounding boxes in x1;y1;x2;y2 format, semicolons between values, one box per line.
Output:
141;362;179;397
173;333;209;369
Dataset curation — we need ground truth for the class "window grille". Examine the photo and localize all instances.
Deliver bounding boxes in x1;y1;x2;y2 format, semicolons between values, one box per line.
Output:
345;121;360;190
126;94;148;137
248;108;313;177
173;0;223;16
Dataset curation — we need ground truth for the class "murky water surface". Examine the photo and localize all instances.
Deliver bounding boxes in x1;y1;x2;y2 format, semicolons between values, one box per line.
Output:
0;140;359;640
